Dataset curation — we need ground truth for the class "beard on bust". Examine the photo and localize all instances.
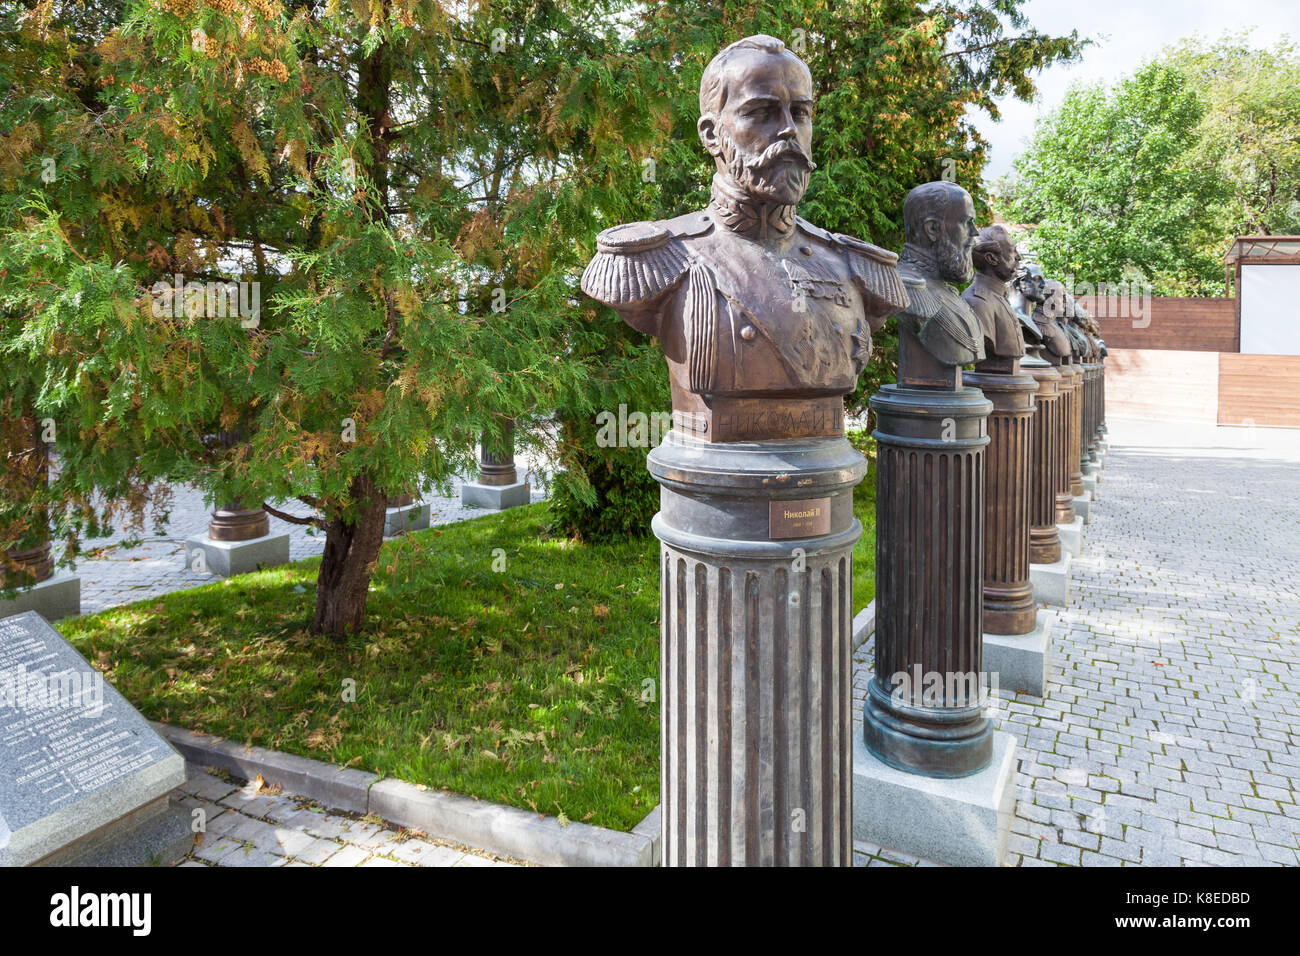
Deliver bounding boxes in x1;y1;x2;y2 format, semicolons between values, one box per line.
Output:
717;126;814;206
936;234;975;285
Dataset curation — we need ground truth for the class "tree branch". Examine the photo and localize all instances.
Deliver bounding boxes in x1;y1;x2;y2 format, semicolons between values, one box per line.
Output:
263;502;327;529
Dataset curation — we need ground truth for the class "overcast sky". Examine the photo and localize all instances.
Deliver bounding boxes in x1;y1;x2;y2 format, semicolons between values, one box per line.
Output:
971;0;1298;182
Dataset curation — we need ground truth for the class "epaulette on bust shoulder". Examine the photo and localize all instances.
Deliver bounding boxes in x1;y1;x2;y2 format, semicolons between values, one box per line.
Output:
580;214;710;309
900;271;942;321
796;219;909;323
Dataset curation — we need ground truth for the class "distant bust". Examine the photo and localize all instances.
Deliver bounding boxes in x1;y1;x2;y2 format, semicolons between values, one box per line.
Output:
894;181;985;388
1035;279;1074;366
581;35;908;442
962;224;1026;372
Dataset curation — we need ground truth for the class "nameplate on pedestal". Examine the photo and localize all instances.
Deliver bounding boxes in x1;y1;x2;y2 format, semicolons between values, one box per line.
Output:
769;498;832;540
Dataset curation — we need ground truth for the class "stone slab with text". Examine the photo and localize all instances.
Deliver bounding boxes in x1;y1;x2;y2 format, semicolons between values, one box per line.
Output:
0;611;188;867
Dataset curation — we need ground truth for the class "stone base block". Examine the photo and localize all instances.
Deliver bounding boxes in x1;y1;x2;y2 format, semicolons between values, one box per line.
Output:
0;573;80;622
37;793;192;867
182;533;290;578
384;502;430;536
1083;474;1099;496
853;730;1017;867
461;480;530;511
1030;554;1071;607
1056;515;1083;556
851;601;876;652
984;611;1055;698
1073;494;1092;523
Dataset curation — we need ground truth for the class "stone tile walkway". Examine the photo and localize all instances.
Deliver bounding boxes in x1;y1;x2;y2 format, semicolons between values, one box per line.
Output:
175;766;521;868
853;418;1300;866
65;460;551;615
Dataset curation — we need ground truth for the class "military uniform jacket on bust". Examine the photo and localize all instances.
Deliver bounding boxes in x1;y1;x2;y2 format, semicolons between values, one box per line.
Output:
963;271;1025;361
1033;308;1073;365
581;177;907;441
894;250;985;370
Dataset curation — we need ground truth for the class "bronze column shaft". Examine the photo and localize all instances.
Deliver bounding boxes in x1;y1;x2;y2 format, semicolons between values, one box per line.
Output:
1054;367;1077;524
965;370;1038;635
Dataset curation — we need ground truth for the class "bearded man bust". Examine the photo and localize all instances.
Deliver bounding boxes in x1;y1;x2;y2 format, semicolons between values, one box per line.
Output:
581;34;908;442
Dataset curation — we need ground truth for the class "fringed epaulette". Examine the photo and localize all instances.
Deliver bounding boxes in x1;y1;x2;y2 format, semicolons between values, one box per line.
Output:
580;221;691;308
900;271;941;321
837;234;909;329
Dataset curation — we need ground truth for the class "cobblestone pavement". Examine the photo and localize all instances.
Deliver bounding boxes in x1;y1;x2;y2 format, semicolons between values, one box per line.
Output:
65;460;551;615
853;418;1300;867
176;766;521;868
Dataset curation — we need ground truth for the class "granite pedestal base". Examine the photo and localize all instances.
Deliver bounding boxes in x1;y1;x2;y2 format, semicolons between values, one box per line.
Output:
1083;474;1098;495
852;730;1017;867
983;611;1055;698
0;573;80;622
1073;493;1092;523
35;793;191;867
1057;516;1083;556
182;533;290;578
1030;554;1071;607
384;502;430;536
461;480;530;511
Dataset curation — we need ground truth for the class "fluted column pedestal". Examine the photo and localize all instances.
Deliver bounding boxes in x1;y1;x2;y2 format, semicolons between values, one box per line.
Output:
648;432;864;867
1067;364;1085;498
463;420;530;511
863;384;993;777
1054;367;1078;525
1025;357;1063;565
965;370;1038;636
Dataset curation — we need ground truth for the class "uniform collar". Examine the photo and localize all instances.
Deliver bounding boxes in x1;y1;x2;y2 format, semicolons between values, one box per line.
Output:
709;174;797;242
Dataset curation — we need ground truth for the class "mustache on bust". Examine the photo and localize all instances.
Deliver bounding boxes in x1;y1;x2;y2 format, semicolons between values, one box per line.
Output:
719;129;817;174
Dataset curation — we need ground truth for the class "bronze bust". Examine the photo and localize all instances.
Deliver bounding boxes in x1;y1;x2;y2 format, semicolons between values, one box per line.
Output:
894;181;985;387
1031;277;1073;366
581;34;908;442
962;224;1027;372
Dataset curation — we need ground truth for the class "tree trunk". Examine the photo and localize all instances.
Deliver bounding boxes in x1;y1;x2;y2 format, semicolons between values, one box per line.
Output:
312;471;389;639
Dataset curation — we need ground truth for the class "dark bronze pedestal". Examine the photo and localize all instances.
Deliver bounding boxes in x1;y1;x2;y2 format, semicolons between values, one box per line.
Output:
479;420;519;487
1054;367;1078;524
209;503;271;542
864;384;993;778
1024;354;1063;565
649;431;864;866
1067;364;1085;497
965;369;1038;635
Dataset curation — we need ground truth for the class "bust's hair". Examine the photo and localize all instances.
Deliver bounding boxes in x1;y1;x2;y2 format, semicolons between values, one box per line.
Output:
903;181;969;245
699;34;811;117
973;224;1013;262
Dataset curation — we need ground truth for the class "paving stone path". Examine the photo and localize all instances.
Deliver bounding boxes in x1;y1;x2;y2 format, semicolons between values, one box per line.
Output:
853;419;1300;866
176;766;520;868
66;462;551;615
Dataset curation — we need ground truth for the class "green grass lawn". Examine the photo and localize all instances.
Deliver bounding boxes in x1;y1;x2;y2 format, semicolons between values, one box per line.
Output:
59;483;876;832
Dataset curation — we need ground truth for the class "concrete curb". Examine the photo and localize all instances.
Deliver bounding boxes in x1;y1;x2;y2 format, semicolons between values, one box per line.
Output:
154;722;659;867
851;599;876;652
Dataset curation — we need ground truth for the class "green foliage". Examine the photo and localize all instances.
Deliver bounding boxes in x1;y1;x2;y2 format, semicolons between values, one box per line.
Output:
1005;35;1300;296
1168;36;1300;238
548;416;661;543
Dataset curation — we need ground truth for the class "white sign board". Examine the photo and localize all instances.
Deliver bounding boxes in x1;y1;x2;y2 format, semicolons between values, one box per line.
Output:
1240;264;1300;355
